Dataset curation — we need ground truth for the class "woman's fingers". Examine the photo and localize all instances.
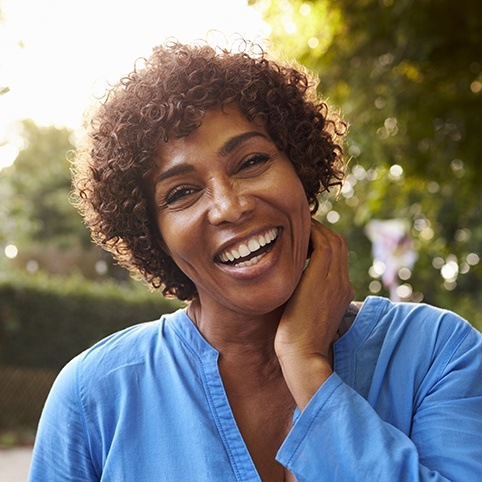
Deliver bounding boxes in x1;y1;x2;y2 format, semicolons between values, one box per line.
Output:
305;220;352;289
275;219;354;358
275;220;354;407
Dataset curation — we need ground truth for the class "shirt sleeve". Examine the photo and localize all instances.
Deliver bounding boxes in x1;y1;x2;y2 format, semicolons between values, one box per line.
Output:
28;355;99;482
276;326;482;481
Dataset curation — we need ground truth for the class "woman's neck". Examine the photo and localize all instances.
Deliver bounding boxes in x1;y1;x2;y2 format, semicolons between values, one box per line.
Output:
187;297;284;369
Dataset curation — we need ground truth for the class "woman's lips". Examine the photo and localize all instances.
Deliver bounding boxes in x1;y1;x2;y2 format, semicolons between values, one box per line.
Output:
216;228;280;265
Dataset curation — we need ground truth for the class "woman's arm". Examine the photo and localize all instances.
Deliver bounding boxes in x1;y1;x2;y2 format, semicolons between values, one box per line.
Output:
277;323;482;481
274;220;482;480
275;219;354;410
28;356;99;482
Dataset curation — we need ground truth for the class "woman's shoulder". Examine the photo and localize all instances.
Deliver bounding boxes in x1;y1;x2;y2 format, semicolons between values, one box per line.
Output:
350;296;480;362
336;297;481;404
355;296;473;331
338;296;479;355
56;308;186;389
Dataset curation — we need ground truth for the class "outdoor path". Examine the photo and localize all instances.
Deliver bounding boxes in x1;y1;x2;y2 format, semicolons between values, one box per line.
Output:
0;447;32;482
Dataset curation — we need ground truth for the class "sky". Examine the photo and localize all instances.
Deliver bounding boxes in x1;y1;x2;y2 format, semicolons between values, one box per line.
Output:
0;0;269;169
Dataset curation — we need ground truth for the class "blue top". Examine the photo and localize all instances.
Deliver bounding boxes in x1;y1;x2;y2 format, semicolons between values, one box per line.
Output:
28;297;482;481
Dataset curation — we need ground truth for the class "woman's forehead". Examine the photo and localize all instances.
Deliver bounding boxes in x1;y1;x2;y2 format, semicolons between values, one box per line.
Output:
156;106;270;164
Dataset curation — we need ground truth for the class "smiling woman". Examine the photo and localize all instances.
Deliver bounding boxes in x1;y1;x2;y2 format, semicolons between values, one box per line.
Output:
28;39;482;482
153;106;313;318
72;40;345;301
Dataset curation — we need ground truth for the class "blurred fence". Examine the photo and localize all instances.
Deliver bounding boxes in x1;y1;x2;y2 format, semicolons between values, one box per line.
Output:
0;366;57;433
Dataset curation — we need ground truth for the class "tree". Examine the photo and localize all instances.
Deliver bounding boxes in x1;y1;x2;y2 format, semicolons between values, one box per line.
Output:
251;0;482;328
0;121;127;281
0;121;81;245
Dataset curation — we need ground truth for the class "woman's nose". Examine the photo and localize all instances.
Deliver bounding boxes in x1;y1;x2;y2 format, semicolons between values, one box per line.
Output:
207;179;255;225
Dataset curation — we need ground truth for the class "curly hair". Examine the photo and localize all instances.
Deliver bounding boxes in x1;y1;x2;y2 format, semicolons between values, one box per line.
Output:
73;38;347;301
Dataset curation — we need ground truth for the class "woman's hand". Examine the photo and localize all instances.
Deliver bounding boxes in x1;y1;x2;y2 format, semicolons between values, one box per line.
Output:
275;219;354;410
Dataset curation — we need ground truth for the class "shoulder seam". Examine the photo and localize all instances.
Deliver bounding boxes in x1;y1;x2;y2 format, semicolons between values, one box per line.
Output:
75;354;101;478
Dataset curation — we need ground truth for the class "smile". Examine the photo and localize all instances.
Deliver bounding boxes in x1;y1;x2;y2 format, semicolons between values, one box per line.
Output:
216;228;280;267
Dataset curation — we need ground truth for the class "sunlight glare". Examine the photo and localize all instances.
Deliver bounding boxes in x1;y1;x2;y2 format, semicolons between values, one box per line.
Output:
0;0;268;168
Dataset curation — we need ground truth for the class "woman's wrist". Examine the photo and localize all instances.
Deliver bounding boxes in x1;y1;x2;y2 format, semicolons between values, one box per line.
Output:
277;352;333;411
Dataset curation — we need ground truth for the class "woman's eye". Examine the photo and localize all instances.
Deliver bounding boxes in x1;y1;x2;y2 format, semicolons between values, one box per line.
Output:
164;186;197;205
238;153;270;173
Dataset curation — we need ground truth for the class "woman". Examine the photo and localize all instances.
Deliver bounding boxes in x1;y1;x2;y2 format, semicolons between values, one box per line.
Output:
29;40;481;481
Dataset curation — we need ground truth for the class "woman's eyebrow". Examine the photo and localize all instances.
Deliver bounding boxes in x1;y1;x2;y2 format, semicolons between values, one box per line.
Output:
154;164;196;184
154;131;268;184
219;131;269;157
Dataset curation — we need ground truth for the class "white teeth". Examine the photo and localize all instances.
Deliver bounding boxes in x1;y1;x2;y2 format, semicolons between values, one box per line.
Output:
218;228;279;265
248;239;260;251
235;254;263;268
238;244;250;257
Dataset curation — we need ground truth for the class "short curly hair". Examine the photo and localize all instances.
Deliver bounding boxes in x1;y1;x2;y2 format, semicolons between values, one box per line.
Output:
73;38;347;301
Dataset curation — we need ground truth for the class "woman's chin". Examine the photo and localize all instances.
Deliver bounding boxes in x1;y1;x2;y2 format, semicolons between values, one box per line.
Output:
216;281;296;318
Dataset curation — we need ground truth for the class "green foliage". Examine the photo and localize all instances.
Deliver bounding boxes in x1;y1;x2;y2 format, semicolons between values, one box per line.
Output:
0;120;129;280
0;272;181;370
252;0;482;330
0;120;85;248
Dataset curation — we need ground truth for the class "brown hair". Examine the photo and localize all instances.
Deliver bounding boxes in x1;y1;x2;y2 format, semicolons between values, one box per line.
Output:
73;39;347;300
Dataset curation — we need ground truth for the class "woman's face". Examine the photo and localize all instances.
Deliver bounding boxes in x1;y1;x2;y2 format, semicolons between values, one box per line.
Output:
152;106;312;317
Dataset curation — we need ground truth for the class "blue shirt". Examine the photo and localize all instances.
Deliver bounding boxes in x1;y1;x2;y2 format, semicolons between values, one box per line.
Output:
29;297;482;481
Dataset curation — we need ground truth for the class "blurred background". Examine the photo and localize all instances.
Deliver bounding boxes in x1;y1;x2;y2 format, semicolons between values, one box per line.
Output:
0;0;480;454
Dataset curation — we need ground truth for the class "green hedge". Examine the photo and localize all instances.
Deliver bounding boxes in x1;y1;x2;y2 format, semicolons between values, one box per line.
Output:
0;272;181;370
